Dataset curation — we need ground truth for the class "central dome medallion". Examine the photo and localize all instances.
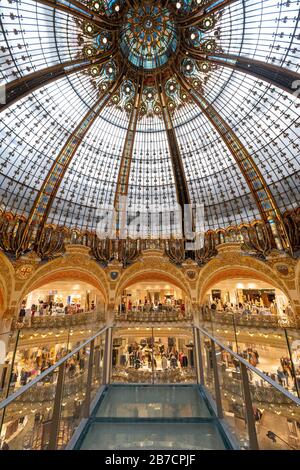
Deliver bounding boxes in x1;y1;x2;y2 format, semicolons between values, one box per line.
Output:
120;3;178;71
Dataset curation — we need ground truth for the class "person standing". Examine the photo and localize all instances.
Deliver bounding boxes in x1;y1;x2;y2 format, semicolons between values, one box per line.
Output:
19;307;26;322
161;355;168;370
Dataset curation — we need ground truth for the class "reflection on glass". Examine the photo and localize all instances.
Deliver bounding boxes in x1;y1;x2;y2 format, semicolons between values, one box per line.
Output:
80;422;227;450
97;385;211;419
0;330;20;402
200;334;215;400
57;346;90;449
111;327;196;384
214;344;249;449
248;368;300;450
91;333;106;402
0;369;56;450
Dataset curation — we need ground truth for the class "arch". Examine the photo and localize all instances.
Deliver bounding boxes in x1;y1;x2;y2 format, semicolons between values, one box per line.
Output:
115;257;192;307
198;263;293;306
17;256;109;312
119;272;189;294
0;251;15;316
25;269;107;300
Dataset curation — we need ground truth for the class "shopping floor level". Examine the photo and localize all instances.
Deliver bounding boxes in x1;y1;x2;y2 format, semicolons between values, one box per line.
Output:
75;385;232;450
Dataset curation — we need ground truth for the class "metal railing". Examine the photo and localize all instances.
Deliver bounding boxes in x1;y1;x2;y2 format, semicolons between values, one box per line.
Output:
194;324;300;450
201;308;300;329
115;309;193;323
0;326;110;450
1;206;299;263
11;310;106;331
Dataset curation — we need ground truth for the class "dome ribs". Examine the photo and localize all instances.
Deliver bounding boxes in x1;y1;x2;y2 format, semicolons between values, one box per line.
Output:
17;70;125;253
174;68;293;255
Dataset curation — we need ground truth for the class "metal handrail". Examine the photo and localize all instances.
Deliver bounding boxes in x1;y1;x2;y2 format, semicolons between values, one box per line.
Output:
194;324;300;406
115;311;193;322
11;309;106;330
200;308;299;329
0;325;108;411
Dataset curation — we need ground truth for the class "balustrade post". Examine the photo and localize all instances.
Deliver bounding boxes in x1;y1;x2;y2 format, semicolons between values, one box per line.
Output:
240;362;259;450
102;327;112;384
284;329;300;399
48;362;65;450
193;327;204;385
210;339;223;419
83;339;95;418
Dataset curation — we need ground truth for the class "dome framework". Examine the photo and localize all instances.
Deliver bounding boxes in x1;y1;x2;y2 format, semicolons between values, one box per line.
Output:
0;0;299;261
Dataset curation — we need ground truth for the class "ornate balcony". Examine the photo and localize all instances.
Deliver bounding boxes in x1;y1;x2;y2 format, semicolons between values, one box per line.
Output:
11;310;106;331
200;308;300;330
1;206;299;263
115;308;193;324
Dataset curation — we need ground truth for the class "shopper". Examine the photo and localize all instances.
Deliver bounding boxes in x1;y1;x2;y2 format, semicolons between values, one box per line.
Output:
18;307;26;322
161;355;168;370
170;355;178;368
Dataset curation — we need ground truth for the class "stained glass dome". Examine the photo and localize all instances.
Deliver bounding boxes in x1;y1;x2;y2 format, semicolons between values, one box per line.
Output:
120;4;177;70
0;0;299;241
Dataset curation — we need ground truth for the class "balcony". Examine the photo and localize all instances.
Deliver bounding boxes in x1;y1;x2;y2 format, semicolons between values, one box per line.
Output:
200;308;300;330
115;308;193;323
12;310;106;331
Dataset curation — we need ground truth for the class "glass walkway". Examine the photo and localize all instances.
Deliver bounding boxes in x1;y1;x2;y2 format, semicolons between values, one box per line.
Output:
75;385;231;450
2;325;299;450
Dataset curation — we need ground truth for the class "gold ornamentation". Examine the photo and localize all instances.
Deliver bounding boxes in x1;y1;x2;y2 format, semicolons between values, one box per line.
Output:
15;264;33;280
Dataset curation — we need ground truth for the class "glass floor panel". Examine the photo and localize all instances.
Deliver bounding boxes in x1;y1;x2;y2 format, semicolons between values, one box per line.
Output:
96;385;211;418
79;422;226;450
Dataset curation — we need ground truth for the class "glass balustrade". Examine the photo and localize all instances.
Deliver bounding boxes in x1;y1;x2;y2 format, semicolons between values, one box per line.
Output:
195;325;300;450
111;327;197;384
0;312;106;402
0;326;108;450
0;368;57;450
199;309;300;399
1;323;299;450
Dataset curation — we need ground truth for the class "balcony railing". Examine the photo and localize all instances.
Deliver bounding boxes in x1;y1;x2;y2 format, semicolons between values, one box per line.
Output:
11;310;106;331
201;308;300;329
115;309;193;323
1;206;299;263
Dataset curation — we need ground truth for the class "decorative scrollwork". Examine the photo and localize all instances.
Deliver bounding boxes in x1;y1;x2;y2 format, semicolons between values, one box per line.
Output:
164;239;185;266
117;239;141;267
283;208;300;254
240;222;273;260
90;236;113;266
0;213;34;258
35;226;67;260
195;232;217;266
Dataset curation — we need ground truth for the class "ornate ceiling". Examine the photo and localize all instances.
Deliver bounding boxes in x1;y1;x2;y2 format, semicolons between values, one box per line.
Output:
0;0;299;240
